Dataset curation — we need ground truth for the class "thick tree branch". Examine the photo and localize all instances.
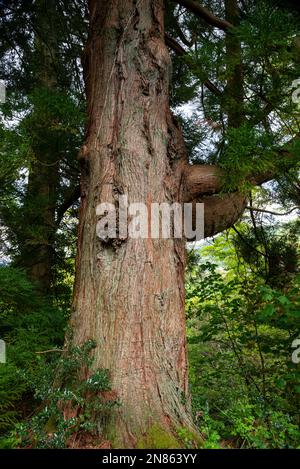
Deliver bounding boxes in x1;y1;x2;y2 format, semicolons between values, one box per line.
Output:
165;32;186;55
173;0;233;31
173;21;196;47
183;136;299;203
191;192;247;238
56;185;80;226
183;164;223;201
183;141;298;238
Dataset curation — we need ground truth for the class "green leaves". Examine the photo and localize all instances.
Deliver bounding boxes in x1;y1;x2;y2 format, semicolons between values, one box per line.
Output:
14;341;119;449
0;267;36;314
259;304;276;320
219;124;276;191
186;226;300;448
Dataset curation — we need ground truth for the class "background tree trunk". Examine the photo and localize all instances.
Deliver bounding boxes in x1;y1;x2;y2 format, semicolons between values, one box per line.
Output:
70;0;197;448
19;0;60;294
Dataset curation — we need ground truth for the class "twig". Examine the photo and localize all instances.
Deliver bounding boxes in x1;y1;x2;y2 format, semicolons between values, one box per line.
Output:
245;206;299;216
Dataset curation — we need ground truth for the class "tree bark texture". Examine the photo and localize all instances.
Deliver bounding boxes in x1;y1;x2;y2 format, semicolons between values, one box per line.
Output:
68;0;299;448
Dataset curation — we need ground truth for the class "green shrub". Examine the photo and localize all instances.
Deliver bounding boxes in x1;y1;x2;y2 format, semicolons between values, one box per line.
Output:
15;340;119;449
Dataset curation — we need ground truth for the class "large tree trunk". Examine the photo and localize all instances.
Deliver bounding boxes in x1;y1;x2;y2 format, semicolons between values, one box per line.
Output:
70;0;196;448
